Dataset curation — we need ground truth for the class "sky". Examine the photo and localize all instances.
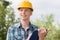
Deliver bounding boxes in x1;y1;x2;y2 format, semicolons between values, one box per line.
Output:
6;0;60;25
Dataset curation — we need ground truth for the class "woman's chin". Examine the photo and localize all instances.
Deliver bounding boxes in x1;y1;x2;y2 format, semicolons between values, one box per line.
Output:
21;18;28;20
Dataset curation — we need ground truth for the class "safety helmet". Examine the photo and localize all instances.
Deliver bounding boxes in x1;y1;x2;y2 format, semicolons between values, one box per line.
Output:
18;0;33;11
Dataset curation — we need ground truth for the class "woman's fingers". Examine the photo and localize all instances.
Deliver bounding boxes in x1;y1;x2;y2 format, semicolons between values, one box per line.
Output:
38;27;50;38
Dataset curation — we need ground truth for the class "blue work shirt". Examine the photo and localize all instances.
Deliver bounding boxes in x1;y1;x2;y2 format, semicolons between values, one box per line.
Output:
6;22;38;40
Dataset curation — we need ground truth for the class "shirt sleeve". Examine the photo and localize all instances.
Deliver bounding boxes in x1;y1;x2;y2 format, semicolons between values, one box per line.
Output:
6;27;14;40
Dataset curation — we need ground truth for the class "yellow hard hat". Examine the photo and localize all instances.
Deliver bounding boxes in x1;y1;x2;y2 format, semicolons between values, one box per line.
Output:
18;0;33;11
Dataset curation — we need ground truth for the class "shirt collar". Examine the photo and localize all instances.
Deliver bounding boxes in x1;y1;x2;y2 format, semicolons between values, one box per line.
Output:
18;22;34;30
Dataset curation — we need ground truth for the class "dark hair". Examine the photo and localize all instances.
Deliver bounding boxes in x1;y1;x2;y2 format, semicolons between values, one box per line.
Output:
18;8;33;11
29;8;33;11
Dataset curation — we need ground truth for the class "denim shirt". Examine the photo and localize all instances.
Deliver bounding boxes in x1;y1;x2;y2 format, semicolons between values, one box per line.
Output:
6;23;38;40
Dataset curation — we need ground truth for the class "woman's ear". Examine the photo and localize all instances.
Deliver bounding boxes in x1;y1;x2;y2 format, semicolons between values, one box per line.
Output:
30;11;33;16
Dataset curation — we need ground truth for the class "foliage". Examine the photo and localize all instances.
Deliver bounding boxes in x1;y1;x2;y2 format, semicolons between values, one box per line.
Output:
33;14;60;40
0;0;16;40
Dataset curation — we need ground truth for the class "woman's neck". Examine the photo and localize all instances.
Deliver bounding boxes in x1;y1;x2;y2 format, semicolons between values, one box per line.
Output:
20;19;30;31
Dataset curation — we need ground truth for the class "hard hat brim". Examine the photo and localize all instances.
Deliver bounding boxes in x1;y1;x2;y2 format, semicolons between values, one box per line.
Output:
18;7;33;11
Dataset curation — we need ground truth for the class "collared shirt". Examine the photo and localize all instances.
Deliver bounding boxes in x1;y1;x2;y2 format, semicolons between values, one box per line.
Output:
6;23;38;40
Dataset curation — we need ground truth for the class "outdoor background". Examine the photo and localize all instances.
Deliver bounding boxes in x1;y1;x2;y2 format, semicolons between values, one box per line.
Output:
0;0;60;40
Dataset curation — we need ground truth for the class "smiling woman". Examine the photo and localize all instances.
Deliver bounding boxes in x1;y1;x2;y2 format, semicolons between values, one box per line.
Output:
6;0;39;40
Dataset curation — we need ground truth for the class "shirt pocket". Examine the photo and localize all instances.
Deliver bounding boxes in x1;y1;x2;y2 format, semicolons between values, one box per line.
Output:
14;31;23;40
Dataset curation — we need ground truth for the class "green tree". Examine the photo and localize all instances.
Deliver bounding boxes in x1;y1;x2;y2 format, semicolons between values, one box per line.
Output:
0;0;16;40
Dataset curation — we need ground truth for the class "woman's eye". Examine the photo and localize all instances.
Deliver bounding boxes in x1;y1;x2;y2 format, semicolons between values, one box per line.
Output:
20;9;23;11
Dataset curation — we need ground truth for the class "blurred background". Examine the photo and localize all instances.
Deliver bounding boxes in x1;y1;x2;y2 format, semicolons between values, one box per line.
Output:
0;0;60;40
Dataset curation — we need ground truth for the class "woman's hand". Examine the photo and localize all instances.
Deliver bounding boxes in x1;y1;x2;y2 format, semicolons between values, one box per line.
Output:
38;27;50;40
